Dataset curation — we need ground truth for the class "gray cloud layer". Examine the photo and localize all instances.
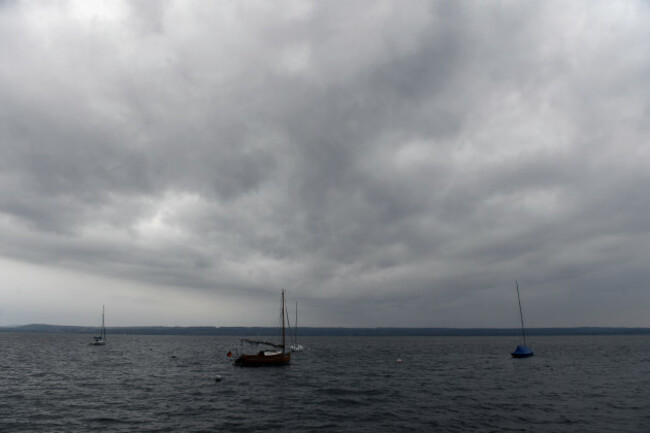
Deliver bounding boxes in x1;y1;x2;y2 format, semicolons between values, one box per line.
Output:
1;0;649;326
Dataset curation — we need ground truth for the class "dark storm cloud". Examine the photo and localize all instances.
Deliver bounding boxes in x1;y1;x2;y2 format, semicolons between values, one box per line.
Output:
1;0;649;326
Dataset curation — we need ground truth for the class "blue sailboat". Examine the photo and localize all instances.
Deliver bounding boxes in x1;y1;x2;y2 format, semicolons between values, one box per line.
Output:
511;282;533;358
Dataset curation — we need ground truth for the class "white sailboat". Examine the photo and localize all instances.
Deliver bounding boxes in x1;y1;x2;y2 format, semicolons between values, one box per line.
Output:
290;301;304;352
90;305;106;346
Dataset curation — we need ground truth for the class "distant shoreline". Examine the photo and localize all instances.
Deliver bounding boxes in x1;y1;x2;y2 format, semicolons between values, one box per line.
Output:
1;324;650;337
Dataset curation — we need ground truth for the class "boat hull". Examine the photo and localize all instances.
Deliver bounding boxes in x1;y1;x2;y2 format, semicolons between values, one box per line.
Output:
511;352;534;358
511;345;534;358
234;351;291;367
90;337;105;345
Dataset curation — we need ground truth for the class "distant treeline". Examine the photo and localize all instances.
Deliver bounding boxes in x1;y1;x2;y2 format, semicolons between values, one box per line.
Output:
1;324;650;337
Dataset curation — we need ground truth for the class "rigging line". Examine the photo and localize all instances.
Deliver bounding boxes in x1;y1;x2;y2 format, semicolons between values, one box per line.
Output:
516;281;526;345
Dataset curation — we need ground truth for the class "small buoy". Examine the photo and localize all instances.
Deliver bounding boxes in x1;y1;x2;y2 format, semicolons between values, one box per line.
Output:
396;358;403;364
214;375;222;382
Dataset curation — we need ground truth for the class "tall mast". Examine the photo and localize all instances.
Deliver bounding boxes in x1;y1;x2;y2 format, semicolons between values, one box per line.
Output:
515;281;526;345
295;302;298;344
281;290;286;352
102;305;106;340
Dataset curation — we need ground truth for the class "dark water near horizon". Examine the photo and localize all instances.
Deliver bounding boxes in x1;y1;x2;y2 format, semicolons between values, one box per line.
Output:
0;333;648;432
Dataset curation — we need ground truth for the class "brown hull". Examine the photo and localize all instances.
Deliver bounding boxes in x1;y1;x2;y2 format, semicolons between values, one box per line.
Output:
234;352;291;367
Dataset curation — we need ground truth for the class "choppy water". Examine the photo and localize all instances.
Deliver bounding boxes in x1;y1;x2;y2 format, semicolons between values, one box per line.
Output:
0;333;648;432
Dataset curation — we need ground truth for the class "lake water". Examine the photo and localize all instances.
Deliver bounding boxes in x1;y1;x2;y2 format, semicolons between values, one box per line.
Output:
0;333;648;432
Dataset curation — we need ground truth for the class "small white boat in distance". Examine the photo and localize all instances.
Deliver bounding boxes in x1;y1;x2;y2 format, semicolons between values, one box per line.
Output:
90;305;106;346
290;301;304;352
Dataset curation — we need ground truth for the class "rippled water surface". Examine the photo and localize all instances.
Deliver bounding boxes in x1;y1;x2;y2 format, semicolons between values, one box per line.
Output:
1;333;649;432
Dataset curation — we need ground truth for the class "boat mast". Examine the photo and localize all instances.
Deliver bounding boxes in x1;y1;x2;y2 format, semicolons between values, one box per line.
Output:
101;305;106;340
281;290;286;353
295;302;298;345
515;281;526;345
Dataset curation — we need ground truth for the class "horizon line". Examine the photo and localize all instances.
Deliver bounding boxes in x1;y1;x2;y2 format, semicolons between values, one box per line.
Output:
2;324;650;337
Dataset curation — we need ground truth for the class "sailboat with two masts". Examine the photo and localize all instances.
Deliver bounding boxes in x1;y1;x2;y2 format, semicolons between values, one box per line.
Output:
511;282;533;358
90;305;106;346
234;291;291;366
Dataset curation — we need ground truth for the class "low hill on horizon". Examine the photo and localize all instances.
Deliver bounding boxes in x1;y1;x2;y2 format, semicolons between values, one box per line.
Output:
2;324;650;337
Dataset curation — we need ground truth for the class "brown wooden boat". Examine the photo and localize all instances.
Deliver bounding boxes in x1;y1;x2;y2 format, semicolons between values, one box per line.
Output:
234;350;291;366
234;290;291;367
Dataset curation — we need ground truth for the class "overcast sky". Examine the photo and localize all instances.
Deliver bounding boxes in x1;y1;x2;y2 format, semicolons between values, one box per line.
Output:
1;0;649;328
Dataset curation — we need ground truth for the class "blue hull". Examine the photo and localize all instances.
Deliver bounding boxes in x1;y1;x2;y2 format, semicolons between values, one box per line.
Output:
511;345;534;358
